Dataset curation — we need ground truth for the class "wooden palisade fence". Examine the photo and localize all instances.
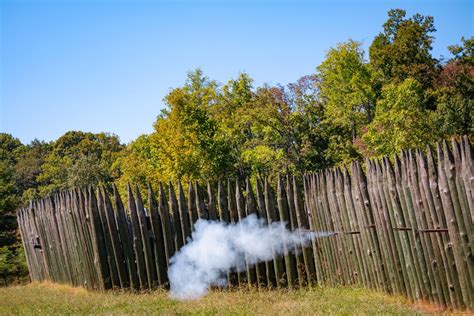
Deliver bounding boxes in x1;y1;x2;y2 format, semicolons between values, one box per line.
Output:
17;137;473;309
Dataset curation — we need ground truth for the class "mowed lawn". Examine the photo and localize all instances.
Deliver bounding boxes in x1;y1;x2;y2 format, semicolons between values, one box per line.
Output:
1;282;442;315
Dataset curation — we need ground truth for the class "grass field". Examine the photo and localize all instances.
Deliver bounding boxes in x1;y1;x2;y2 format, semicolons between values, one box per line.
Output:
0;282;447;315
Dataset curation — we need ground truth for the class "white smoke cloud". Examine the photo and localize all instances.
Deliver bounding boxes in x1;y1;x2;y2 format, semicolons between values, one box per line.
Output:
168;214;333;300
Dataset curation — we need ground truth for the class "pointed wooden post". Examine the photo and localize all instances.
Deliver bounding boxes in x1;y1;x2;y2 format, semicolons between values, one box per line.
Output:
286;175;304;288
187;181;198;228
113;184;136;289
265;177;285;287
88;186;111;290
127;184;147;290
460;136;474;224
169;182;184;251
277;174;297;288
235;179;247;286
207;181;218;220
102;187;128;289
134;184;157;288
217;179;232;287
256;178;275;287
75;188;97;289
96;188;119;288
227;178;239;286
195;181;208;220
177;180;191;243
303;174;326;285
159;183;174;267
295;175;317;286
148;184;167;285
246;178;263;287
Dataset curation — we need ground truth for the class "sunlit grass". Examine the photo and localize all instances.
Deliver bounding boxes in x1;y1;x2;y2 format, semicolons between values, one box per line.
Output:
0;282;447;315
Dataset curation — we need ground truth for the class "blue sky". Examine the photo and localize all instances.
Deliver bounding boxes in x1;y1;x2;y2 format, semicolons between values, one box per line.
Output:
1;0;472;144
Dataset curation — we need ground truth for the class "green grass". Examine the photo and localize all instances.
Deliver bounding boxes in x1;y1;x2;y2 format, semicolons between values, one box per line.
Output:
0;282;438;315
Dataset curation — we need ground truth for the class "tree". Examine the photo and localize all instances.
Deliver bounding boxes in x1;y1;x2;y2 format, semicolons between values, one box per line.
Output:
285;75;331;171
369;9;438;89
363;78;438;156
214;73;255;176
0;244;28;285
435;37;474;136
236;84;295;176
37;131;123;195
117;69;235;189
0;161;19;247
14;140;51;203
447;36;474;63
112;134;159;193
221;76;330;176
154;69;233;181
0;134;29;284
0;134;23;245
317;40;375;164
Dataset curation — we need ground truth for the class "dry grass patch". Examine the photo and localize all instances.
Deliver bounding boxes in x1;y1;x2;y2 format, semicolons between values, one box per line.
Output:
0;282;452;315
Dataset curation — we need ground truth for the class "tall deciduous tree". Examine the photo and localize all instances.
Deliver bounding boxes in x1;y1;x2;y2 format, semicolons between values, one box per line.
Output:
285;75;331;171
112;134;156;192
435;37;474;136
214;73;255;176
369;9;438;89
0;134;28;284
14;140;51;202
363;78;438;156
317;40;375;164
37;131;123;195
0;134;22;216
120;69;235;185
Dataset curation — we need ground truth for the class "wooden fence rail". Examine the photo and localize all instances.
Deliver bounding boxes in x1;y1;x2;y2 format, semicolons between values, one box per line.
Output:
17;136;473;309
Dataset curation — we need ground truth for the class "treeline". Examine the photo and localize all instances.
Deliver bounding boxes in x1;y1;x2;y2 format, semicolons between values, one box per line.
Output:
116;9;472;186
0;132;123;284
0;9;472;284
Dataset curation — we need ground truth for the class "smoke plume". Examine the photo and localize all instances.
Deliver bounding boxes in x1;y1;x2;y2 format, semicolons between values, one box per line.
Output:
168;214;331;300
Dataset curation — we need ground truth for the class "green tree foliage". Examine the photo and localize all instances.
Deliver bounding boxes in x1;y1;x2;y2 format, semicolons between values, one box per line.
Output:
113;134;155;189
236;85;296;175
237;80;330;175
285;75;331;171
37;131;123;196
0;134;23;245
0;244;28;285
117;71;331;184
152;69;233;181
369;9;438;88
435;37;474;136
363;78;438;156
0;134;29;284
116;69;235;190
14;140;51;203
316;40;376;163
214;73;255;175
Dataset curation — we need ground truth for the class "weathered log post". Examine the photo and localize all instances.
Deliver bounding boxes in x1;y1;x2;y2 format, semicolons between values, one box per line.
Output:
264;177;285;287
113;184;138;289
148;184;167;285
127;184;147;290
277;174;297;288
